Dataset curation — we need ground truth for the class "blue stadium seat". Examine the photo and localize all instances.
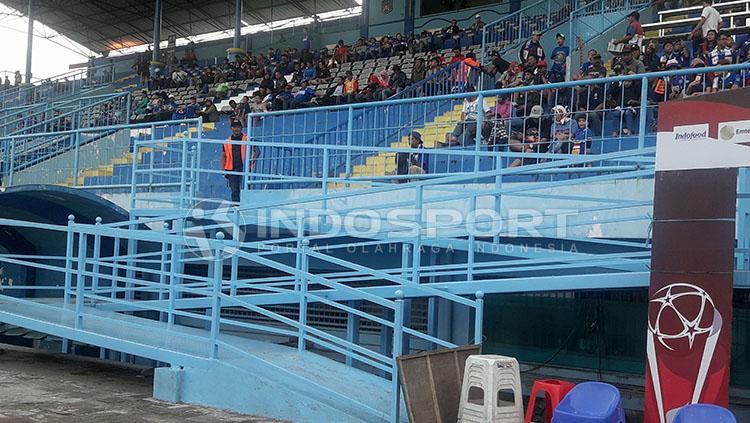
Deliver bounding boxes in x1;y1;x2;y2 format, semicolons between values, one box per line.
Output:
673;404;737;423
552;382;625;422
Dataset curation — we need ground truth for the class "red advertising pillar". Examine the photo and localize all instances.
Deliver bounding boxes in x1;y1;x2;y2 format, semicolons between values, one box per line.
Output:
646;89;750;422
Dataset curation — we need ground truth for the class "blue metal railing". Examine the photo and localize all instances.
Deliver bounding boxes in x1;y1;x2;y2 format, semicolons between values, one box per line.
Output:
481;0;572;64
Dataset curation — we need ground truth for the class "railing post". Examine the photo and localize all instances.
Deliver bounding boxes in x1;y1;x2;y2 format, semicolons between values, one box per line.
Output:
474;291;485;345
167;218;183;327
474;94;484;173
148;124;156;187
158;222;170;322
298;238;310;351
125;92;131;125
74;231;87;330
209;231;225;359
91;217;102;304
391;289;405;423
61;214;75;353
346;300;361;367
129;140;139;211
179;139;189;209
638;76;648;149
345;106;354;178
412;185;423;285
468;194;476;281
322;147;329;214
189;145;198;203
8;140;14;187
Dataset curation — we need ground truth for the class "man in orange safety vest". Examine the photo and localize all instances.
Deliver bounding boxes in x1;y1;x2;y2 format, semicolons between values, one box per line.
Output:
221;120;257;203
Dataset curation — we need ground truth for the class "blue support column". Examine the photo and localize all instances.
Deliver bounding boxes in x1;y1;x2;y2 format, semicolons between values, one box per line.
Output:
404;0;415;35
359;0;370;39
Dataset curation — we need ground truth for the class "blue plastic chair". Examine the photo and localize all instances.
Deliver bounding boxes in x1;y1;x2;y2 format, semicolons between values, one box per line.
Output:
552;382;625;422
673;404;737;423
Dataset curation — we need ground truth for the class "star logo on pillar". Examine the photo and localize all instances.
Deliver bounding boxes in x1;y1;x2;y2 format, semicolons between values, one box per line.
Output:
382;0;393;14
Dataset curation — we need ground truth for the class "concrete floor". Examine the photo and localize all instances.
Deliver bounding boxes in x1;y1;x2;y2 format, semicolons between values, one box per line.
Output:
0;344;286;423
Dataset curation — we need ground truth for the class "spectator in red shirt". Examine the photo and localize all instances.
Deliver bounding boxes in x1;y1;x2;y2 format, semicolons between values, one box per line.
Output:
334;40;349;64
614;12;644;45
449;47;465;64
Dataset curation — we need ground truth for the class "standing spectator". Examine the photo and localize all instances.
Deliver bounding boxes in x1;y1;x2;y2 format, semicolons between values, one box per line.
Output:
221;121;256;203
550;33;569;60
470;15;485;32
14;71;22;86
2;76;10;89
614;12;644;46
520;31;546;64
444;19;461;37
301;27;312;62
691;0;723;56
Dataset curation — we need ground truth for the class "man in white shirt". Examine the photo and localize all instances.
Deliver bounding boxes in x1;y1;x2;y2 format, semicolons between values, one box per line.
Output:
443;87;490;146
690;0;723;53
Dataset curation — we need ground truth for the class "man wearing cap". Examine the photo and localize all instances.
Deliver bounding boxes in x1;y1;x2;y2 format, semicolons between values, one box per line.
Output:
614;11;644;45
520;31;546;64
550;33;569;60
509;105;550;167
621;45;646;74
470;15;484;32
221;121;257;203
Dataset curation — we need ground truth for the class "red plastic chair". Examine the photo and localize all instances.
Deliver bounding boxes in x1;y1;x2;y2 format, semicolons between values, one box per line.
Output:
525;379;576;423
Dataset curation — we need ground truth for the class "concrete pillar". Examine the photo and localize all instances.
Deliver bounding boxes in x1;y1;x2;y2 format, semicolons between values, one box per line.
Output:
24;0;34;84
359;0;369;39
149;0;164;76
227;0;246;60
404;0;415;35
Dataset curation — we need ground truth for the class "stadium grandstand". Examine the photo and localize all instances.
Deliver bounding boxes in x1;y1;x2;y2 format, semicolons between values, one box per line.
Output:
1;0;750;421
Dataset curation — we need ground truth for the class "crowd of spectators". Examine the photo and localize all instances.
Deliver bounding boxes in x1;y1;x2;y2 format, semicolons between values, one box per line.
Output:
133;0;750;164
0;71;23;91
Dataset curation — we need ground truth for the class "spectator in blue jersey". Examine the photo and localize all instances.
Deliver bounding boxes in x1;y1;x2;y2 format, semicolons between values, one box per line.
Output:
739;33;750;61
572;115;594;155
577;49;600;79
708;33;736;92
291;82;316;108
275;84;295;110
301;62;317;83
550;33;569;60
665;59;687;99
184;96;198;118
520;31;546;64
659;41;678;69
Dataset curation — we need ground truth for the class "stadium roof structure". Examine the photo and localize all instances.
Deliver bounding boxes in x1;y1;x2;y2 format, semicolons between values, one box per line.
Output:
0;0;358;54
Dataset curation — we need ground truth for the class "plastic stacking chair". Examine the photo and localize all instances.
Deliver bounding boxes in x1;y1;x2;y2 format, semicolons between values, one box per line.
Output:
525;379;576;423
552;382;625;423
673;403;737;423
458;355;524;423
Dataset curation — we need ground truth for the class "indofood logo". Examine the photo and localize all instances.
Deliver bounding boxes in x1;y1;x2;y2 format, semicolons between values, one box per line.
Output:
672;124;709;142
719;120;750;142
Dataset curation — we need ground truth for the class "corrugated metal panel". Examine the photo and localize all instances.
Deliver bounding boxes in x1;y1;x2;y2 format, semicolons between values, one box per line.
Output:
0;0;357;53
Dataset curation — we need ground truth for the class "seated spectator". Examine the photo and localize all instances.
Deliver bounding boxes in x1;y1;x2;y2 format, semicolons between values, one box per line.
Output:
610;78;643;135
621;45;646;74
183;96;199;118
643;40;660;72
708;32;736;92
322;76;345;105
509;105;550;167
381;65;408;99
260;72;274;92
272;70;287;94
486;91;514;146
443;86;489;146
172;104;189;120
412;57;427;83
571;115;594;155
499;61;523;88
343;71;359;103
449;47;465;64
659;41;678;69
171;67;188;87
275;85;295;110
291;82;316;108
367;37;382;59
395;131;428;183
199;99;219;123
302;62;317;83
316;61;332;83
548;106;574;154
